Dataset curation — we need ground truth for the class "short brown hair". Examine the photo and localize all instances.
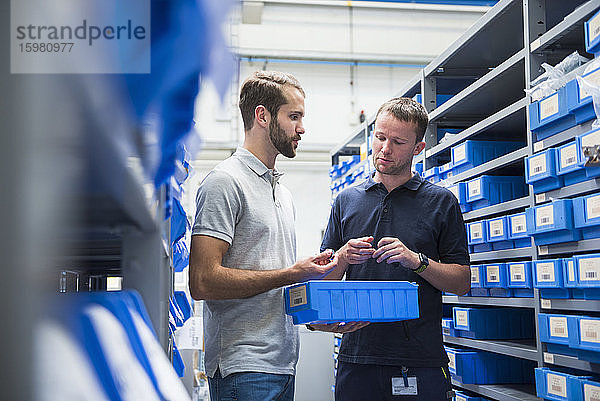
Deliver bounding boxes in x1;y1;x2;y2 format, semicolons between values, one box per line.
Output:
375;97;429;143
239;71;305;131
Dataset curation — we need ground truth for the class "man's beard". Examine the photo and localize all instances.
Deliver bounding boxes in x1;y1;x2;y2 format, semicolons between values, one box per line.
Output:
373;154;412;176
269;118;298;158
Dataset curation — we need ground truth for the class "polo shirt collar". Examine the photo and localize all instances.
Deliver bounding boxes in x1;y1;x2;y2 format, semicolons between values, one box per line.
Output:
365;172;424;192
234;147;284;180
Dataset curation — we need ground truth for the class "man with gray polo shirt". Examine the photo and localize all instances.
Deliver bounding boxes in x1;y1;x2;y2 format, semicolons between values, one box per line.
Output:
189;71;339;401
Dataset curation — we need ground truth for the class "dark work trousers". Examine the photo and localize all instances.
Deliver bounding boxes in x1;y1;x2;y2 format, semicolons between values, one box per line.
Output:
335;361;453;401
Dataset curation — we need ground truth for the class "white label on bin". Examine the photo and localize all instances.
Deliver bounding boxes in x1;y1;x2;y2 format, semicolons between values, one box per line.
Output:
537;262;556;282
547;373;567;397
455;310;469;327
586;195;600;220
542;299;552;309
454;143;467;163
468;179;481;197
549;316;569;338
511;215;527;234
589;14;600;45
471;266;480;283
449;185;459;200
580;258;600;281
560;144;578;169
540;93;559;120
529;154;548;176
582;130;600;148
447;351;456;371
584;383;600;401
536;193;547;204
581;319;600;343
487;265;500;283
470;223;483;240
568;260;576;282
490;219;504;238
580;69;600;101
510;264;526;282
289;285;307;307
536;205;554;227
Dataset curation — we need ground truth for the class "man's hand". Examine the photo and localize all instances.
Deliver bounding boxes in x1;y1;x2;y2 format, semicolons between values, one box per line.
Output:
290;249;339;282
308;321;370;333
338;236;375;265
371;237;419;269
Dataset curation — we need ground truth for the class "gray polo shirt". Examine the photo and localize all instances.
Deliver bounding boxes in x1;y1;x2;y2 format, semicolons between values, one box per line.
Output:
192;147;299;378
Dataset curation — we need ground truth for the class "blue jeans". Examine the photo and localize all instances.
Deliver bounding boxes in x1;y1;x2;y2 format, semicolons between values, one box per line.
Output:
208;369;295;401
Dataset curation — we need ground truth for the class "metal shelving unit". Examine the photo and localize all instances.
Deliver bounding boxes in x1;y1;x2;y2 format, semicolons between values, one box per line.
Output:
329;1;600;399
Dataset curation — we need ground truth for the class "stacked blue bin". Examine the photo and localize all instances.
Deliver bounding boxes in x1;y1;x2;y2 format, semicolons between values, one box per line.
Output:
538;313;577;356
574;193;600;239
487;216;513;250
508;261;534;297
467;221;491;253
439;161;454;180
526;199;582;245
466;175;527;210
484;263;512;297
449;182;470;213
452;307;533;339
568;315;600;363
534;259;570;299
556;141;588;186
573;253;600;299
451;140;523;175
507;212;531;248
423;166;440;184
454;391;490;401
585;8;600;56
529;86;577;141
535;368;597;401
525;148;563;193
563;257;585;299
442;317;457;337
576;127;600;179
470;265;488;297
565;66;600;125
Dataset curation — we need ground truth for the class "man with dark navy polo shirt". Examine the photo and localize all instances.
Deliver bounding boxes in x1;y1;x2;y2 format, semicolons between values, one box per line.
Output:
312;97;471;400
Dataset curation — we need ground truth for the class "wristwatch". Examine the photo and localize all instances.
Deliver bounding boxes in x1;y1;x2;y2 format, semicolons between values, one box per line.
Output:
411;253;429;274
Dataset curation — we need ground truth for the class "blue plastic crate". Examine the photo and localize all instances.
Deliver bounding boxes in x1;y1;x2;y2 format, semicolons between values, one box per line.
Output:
538;313;578;356
566;68;600;125
568;315;600;363
412;93;452;106
451;140;523;174
574;193;600;240
172;346;185;378
484;263;511;298
576;127;600;179
423;166;440;184
526;199;582;245
466;175;527;211
173;291;191;323
442;317;457;337
467;221;492;252
448;182;471;213
284;281;419;324
507;212;531;248
529;86;577;141
562;258;585;299
413;161;423;176
556;140;588;186
573;253;600;299
447;346;535;384
454;391;485;401
585;8;600;55
535;368;593;401
439;161;454;180
508;261;534;298
470;265;489;297
453;307;533;340
534;259;570;299
487;216;514;250
525;148;563;194
579;379;600;401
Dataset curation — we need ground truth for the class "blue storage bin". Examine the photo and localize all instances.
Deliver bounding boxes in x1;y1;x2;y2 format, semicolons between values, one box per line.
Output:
579;378;600;401
470;265;489;297
526;199;582;245
466;175;527;211
453;307;533;339
573;253;600;299
568;315;600;363
484;263;512;297
538;313;578;356
284;281;419;324
447;346;535;384
439;161;454;180
413;161;423;176
535;368;592;401
574;193;600;240
173;291;191;323
413;93;453;106
453;391;484;401
529;86;577;141
576;127;600;178
423;166;440;184
451;140;523;174
585;8;600;55
556;140;588;186
487;216;514;250
566;68;600;125
508;262;534;298
467;221;492;253
507;212;531;248
562;257;585;299
442;317;457;337
448;182;471;213
525;148;563;194
534;259;570;299
172;346;185;378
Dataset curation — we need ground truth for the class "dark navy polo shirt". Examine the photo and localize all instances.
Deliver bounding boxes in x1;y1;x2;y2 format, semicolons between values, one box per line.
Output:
321;173;469;367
